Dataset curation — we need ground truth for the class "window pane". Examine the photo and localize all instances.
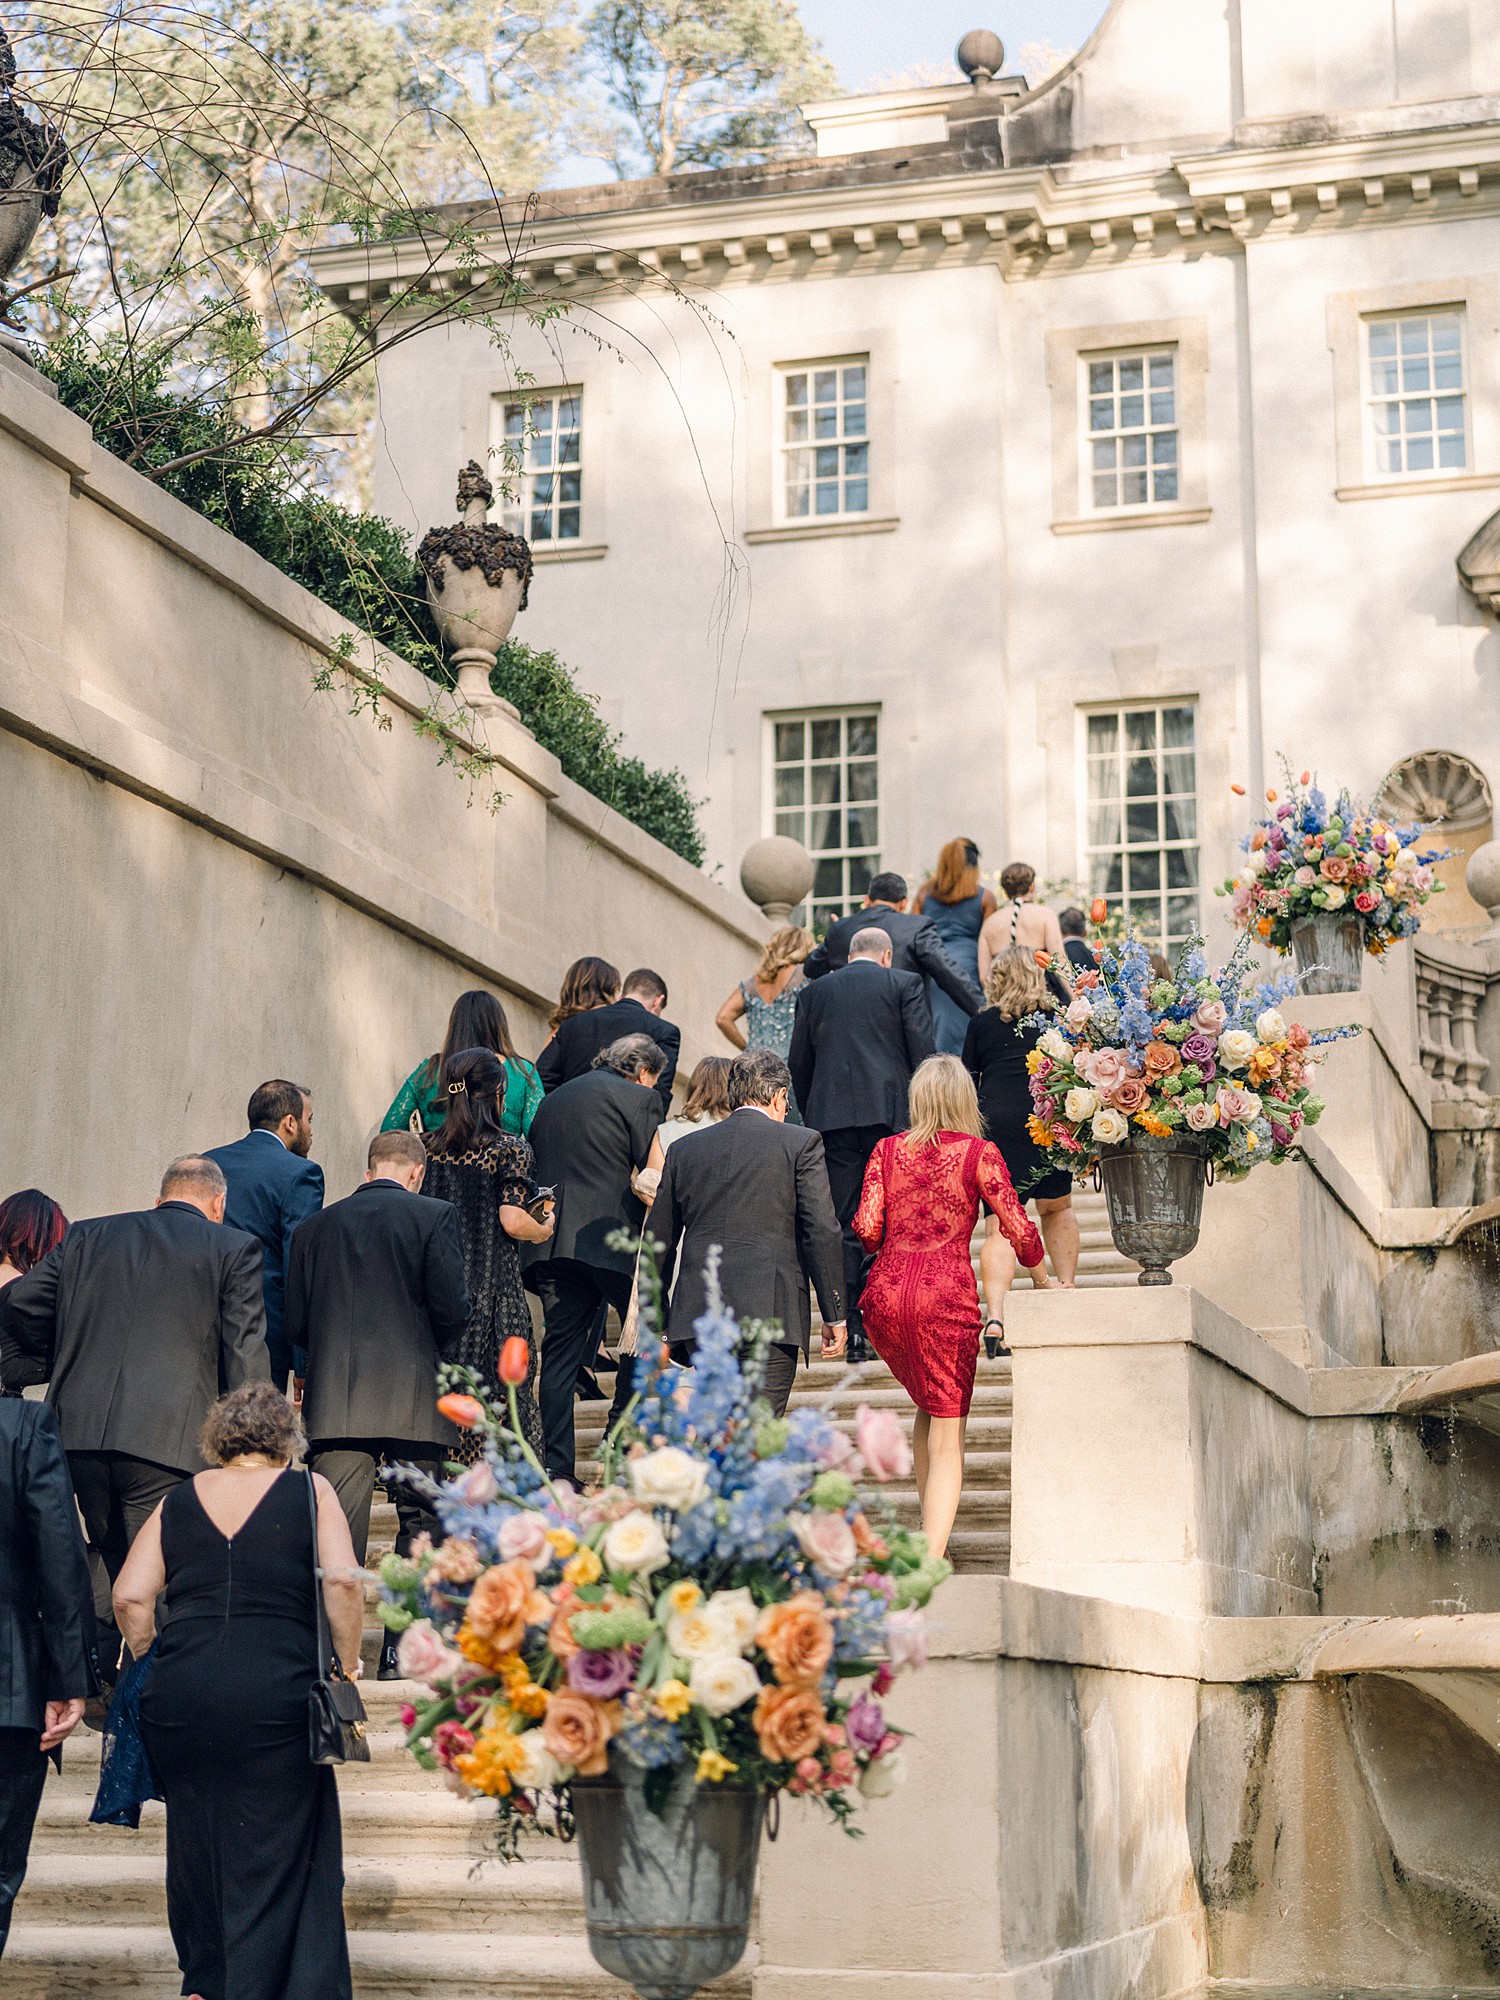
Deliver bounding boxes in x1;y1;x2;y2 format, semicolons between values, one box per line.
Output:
1088;801;1121;846
558;509;580;538
774;767;804;807
775;721;804;761
847;715;878;756
1088;361;1113;393
810;764;841;803
813;857;842;898
1166;848;1199;888
810;719;841;760
1120;359;1143;391
1368;322;1397;357
785;374;807;405
776;810;805;842
1087;714;1119;753
1129;851;1161;892
1164;797;1197;842
848;854;874;898
1127;802;1159;843
846;805;878;848
843;365;866;398
811;810;841;850
847;759;878;800
1126;711;1158;752
1162;707;1195;748
814;370;837;402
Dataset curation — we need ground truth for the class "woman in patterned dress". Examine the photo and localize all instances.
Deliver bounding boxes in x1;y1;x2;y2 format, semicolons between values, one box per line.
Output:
854;1055;1049;1559
714;926;814;1121
420;1047;554;1461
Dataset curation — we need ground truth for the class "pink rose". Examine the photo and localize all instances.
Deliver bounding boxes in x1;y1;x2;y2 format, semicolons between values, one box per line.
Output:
498;1511;551;1563
793;1509;859;1578
1183;1101;1220;1133
1064;997;1092;1031
1215;1085;1261;1124
1293;866;1316;887
397;1619;463;1684
814;1425;858;1471
1354;890;1377;913
884;1607;929;1671
458;1462;499;1506
855;1405;912;1481
1192;1000;1227;1035
1079;1047;1129;1093
1231;885;1252;921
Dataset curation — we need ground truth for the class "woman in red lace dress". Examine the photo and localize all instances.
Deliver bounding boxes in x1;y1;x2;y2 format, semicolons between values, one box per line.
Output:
853;1056;1049;1558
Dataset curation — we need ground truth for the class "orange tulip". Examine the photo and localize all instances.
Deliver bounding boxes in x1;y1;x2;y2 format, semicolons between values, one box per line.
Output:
437;1392;486;1429
1090;897;1108;925
1300;770;1311;785
1231;783;1246;796
1034;949;1052;969
1266;789;1278;802
498;1336;531;1386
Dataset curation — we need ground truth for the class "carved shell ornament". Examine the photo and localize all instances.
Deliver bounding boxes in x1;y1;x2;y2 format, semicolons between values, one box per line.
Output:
1376;751;1492;833
416;460;534;610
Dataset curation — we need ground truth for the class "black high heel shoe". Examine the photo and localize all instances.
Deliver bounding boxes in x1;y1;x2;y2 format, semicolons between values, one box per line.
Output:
981;1317;1009;1360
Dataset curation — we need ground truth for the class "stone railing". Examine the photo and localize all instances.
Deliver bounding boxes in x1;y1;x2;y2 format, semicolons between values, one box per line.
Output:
1416;940;1492;1101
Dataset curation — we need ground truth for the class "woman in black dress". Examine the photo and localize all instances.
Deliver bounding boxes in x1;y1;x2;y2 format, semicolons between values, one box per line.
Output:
114;1383;363;2000
422;1045;555;1461
962;947;1079;1335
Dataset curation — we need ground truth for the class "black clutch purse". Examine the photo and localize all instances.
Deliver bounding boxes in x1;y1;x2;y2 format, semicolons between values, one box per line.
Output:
303;1470;370;1765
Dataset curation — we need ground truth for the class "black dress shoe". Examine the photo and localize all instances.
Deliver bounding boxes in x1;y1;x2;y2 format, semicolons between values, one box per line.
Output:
377;1632;402;1681
846;1331;870;1363
575;1370;607;1402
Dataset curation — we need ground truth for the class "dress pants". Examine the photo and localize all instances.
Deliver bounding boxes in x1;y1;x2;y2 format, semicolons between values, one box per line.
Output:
68;1451;183;1679
0;1728;48;1954
309;1441;442;1564
820;1123;892;1340
672;1339;801;1418
532;1261;634;1481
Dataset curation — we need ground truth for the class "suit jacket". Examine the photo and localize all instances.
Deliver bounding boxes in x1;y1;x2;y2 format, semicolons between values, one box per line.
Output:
1063;937;1095;974
788;962;936;1134
646;1109;845;1353
205;1130;325;1368
290;1181;471;1452
0;1204;271;1472
523;1069;662;1282
536;997;681;1111
0;1397;99;1731
803;907;981;1018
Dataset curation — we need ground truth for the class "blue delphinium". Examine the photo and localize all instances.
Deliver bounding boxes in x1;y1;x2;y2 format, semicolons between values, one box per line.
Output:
617;1711;684;1769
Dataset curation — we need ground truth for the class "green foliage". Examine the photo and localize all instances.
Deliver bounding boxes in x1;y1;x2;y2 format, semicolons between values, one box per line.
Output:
39;335;704;862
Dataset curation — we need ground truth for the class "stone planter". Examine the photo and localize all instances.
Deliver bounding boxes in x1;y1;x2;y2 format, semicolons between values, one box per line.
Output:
416;461;533;711
1099;1128;1212;1286
0;26;69;322
570;1760;764;2000
1290;910;1364;994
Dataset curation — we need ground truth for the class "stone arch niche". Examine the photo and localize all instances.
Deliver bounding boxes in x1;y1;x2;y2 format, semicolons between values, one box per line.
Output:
1376;751;1494;933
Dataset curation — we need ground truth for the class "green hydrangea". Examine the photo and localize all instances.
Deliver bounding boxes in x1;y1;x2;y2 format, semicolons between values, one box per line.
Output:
810;1470;856;1511
377;1601;414;1632
1302;1094;1326;1125
380;1553;420;1591
570;1604;655;1649
755;1418;791;1459
890;1557;952;1609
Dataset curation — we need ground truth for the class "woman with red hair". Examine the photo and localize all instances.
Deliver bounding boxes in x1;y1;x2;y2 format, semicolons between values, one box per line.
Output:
0;1189;68;1289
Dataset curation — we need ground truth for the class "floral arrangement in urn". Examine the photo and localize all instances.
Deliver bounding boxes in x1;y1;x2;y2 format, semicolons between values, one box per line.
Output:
1025;934;1355;1181
378;1302;948;1857
1216;767;1447;957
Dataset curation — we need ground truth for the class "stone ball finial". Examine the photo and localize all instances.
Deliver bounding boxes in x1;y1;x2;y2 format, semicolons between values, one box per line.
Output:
1466;839;1500;942
740;836;814;923
956;29;1006;84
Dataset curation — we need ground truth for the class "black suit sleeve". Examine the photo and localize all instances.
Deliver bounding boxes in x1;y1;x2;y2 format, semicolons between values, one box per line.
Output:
802;937;832;980
911;916;982;1016
220;1236;272;1390
425;1203;472;1350
537;1030;566;1094
652;1021;680;1110
644;1155;686;1333
787;989;815;1119
285;1228;310;1362
793;1133;847;1325
899;974;937;1073
961;1010;983;1084
0;1241;64;1390
21;1404;99;1701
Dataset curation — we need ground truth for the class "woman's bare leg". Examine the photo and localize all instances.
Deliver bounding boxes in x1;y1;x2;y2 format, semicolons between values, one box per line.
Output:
1035;1195;1079;1286
912;1409;931;1505
921;1415;968;1560
980;1214;1018;1318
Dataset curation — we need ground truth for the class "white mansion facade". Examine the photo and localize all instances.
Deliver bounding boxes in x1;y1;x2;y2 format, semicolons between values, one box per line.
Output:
316;0;1500;946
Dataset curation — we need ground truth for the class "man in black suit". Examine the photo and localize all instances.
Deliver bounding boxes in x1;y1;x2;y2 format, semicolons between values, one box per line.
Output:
0;1155;269;1677
802;872;981;1023
789;928;936;1359
207;1078;325;1388
0;1394;97;1954
537;968;681;1111
1059;907;1096;975
647;1049;846;1414
525;1035;665;1480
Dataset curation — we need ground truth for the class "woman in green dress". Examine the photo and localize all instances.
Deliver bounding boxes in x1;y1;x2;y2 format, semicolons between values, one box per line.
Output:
382;990;542;1139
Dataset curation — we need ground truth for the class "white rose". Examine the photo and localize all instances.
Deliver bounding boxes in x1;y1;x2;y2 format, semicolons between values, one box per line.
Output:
1063;1087;1098;1123
704;1588;758;1656
1091;1107;1128;1144
667;1603;732;1660
1255;1009;1286;1044
1064;997;1092;1031
1239;852;1266;880
688;1653;762;1718
858;1748;907;1799
1216;1029;1257;1072
629;1446;709;1513
511;1729;564;1791
602;1510;670;1576
1322;884;1347;909
1039;1029;1072;1062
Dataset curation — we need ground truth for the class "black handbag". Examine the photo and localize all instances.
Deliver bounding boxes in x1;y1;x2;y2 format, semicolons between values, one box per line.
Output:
304;1470;370;1765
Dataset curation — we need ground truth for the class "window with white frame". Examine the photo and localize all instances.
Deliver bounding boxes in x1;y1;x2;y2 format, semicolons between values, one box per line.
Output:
1083;703;1199;949
770;710;879;927
780;360;869;520
1364;311;1467;477
1084;349;1179;510
498;391;582;542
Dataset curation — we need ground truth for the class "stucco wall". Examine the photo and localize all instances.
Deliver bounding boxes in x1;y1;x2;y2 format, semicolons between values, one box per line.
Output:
0;352;766;1219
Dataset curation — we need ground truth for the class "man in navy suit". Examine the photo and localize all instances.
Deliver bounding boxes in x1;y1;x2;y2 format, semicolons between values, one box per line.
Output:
207;1080;324;1388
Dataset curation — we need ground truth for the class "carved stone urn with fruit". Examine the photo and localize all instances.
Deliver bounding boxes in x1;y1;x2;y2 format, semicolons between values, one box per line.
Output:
417;461;533;714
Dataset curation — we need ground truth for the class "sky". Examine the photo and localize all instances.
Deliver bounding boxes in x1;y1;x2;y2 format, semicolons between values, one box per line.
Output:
800;0;1113;92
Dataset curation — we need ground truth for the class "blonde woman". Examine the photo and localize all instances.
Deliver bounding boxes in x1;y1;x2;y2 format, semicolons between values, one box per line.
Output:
853;1055;1049;1560
714;925;815;1121
962;947;1081;1316
977;862;1067;986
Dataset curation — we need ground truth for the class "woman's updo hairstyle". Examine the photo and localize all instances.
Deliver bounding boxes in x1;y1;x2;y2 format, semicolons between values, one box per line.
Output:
200;1382;305;1466
999;861;1036;901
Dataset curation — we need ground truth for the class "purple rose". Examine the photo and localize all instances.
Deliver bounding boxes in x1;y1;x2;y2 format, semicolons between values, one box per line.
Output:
846;1695;887;1756
566;1647;635;1699
1180;1033;1217;1067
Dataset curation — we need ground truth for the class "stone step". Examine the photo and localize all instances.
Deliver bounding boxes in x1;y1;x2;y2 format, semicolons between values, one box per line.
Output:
33;1784;497;1858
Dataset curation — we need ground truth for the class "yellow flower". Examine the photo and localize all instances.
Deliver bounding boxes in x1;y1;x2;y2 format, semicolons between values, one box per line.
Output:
545;1527;578;1559
696;1749;738;1784
1026;1115;1055;1146
564;1545;603;1588
654;1679;693;1722
1024;1049;1045;1076
454;1723;528;1798
1134;1112;1172;1137
510;1681;549;1719
664;1580;702;1616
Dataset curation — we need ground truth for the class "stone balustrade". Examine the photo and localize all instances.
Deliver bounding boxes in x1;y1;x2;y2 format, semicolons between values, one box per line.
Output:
1415;937;1493;1101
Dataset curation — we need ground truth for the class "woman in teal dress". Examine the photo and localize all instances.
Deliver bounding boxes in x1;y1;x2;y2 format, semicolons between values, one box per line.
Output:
714;926;814;1122
382;990;542;1139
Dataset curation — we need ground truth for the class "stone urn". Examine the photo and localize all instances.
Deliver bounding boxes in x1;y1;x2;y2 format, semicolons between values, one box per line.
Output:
1289;910;1364;994
740;835;813;922
416;461;533;711
1099;1128;1212;1285
570;1761;764;2000
1468;839;1500;944
0;26;68;330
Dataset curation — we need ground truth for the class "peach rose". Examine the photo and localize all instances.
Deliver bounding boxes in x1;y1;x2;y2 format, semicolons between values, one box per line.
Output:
756;1593;835;1687
1320;857;1351;883
541;1691;622;1777
754;1683;827;1764
1112;1076;1148;1115
547;1586;581;1662
1143;1041;1181;1079
465;1560;550;1650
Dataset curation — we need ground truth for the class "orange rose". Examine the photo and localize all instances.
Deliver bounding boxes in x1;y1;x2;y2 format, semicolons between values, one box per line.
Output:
754;1684;826;1764
1320;857;1351;883
1143;1041;1181;1079
1112;1076;1148;1115
542;1691;622;1777
756;1593;835;1687
464;1560;550;1651
851;1513;888;1560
